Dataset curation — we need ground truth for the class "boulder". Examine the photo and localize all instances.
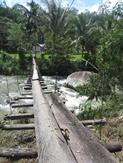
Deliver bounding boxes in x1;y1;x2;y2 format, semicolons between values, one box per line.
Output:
66;71;94;87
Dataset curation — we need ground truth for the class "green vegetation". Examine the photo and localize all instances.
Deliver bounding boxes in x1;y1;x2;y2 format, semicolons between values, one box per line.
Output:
0;129;37;163
0;51;32;74
0;108;37;163
0;0;122;75
0;0;123;161
77;94;123;120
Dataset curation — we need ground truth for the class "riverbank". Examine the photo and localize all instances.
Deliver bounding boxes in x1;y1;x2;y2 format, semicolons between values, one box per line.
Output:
0;52;97;75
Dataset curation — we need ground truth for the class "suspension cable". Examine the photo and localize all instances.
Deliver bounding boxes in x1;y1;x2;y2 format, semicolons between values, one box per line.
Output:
5;75;12;114
68;0;75;10
16;74;21;94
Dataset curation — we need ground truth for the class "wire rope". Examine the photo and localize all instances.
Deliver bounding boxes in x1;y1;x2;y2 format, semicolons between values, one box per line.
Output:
5;75;12;114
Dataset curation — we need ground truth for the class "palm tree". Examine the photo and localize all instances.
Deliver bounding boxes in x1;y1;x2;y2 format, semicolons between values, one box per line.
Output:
13;0;42;49
41;0;70;54
74;10;115;62
73;11;98;61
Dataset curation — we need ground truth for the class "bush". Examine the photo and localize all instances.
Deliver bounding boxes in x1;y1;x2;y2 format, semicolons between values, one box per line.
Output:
77;94;123;120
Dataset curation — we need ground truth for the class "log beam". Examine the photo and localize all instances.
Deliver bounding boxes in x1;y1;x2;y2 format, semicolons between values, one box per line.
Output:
0;124;35;130
0;148;37;159
81;119;107;126
41;86;47;89
4;114;34;120
25;84;32;87
21;92;32;96
11;103;33;108
43;90;52;94
40;83;46;87
32;58;77;163
102;142;122;153
24;86;32;90
31;57;116;163
46;94;116;163
13;96;33;100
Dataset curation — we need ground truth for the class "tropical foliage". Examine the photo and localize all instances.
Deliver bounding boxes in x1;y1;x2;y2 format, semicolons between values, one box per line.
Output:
0;2;123;160
0;0;123;78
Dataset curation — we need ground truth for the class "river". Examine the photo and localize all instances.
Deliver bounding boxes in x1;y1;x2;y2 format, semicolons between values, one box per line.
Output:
0;75;89;119
0;75;32;119
42;76;88;115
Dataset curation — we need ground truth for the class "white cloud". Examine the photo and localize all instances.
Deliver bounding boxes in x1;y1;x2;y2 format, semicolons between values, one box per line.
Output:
5;0;120;12
5;0;15;7
103;0;119;7
86;3;100;12
61;0;69;7
6;0;30;7
5;0;70;8
69;0;85;13
80;0;119;12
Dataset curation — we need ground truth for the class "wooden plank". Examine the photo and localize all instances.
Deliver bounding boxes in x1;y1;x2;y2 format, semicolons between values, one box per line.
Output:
27;80;45;84
14;96;33;100
32;58;39;80
0;148;37;159
21;91;51;96
0;124;35;130
21;92;32;95
11;103;33;108
40;83;46;86
24;86;32;90
4;113;34;120
46;94;116;163
32;68;76;162
25;84;32;87
41;86;47;89
40;80;45;84
9;100;16;104
43;90;52;94
81;119;107;126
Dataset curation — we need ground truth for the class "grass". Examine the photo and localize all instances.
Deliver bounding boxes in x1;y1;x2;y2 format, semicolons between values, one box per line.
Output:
4;53;18;60
5;52;82;62
0;108;37;162
69;54;82;61
91;118;123;162
76;82;123;161
0;129;37;163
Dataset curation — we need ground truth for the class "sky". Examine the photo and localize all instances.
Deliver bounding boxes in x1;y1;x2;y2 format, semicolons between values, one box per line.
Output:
1;0;120;12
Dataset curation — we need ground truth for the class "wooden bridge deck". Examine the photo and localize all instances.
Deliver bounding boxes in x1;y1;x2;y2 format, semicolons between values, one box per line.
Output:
31;58;116;163
0;57;121;162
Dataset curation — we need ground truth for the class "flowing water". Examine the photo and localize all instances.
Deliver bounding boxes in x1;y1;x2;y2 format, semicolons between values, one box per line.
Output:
42;76;88;115
0;75;89;120
0;75;33;120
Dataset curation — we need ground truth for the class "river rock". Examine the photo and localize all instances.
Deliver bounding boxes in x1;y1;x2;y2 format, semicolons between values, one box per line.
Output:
66;71;94;88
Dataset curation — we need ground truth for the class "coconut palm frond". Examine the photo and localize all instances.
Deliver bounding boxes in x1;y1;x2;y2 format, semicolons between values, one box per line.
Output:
12;4;29;15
